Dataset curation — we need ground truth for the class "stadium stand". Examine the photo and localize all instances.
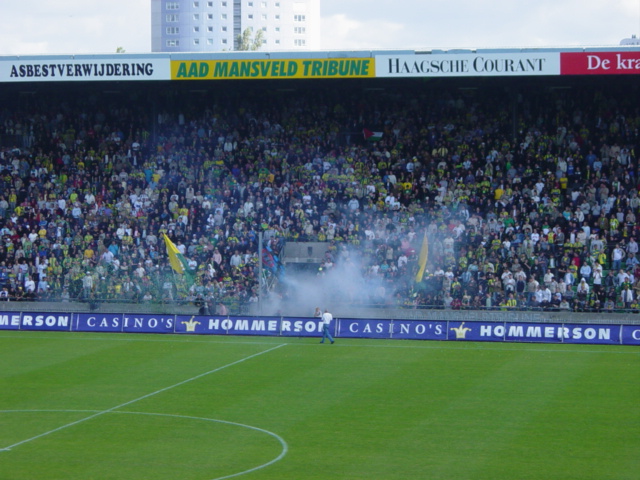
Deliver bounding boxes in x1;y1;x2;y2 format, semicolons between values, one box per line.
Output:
1;76;640;314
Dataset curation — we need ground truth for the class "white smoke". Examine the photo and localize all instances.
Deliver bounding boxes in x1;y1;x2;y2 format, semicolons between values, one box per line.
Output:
258;247;391;317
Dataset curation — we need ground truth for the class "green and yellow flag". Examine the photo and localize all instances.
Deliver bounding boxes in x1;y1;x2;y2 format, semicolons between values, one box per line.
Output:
163;234;194;286
415;233;429;283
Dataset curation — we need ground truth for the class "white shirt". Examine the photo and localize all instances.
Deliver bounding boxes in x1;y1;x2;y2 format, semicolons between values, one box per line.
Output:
24;279;35;292
321;312;333;325
577;281;590;294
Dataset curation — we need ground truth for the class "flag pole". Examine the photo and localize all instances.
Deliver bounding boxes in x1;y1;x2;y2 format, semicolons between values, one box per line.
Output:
258;231;263;315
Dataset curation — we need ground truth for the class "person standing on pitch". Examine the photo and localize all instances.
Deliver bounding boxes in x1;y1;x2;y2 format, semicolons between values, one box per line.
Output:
320;309;335;344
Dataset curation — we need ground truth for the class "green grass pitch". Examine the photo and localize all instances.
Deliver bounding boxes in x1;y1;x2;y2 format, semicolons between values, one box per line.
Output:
0;331;638;480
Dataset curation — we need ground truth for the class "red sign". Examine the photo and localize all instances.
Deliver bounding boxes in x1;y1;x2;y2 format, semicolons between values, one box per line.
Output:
561;51;640;75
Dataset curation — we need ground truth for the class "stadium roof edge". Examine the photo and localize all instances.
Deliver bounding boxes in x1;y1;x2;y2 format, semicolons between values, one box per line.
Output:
3;47;640;82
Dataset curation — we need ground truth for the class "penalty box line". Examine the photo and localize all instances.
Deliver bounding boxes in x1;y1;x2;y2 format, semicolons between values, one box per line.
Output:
0;343;287;452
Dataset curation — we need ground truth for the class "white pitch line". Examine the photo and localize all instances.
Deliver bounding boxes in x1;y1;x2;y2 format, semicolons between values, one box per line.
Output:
0;409;288;480
0;343;287;451
113;411;289;480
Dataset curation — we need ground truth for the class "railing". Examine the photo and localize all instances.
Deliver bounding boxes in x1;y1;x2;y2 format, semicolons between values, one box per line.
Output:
3;296;640;325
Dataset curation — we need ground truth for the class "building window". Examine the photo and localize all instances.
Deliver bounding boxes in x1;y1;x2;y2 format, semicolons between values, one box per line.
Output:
248;1;253;6
193;13;200;20
207;38;214;45
222;26;227;31
294;14;306;22
294;39;306;46
166;14;179;22
194;38;200;45
166;39;180;47
221;13;227;19
294;26;306;34
261;1;267;6
248;14;253;19
193;1;200;7
166;27;180;34
222;1;227;6
275;14;280;20
275;2;280;6
262;26;267;31
275;39;280;44
208;26;214;32
261;14;267;20
222;39;228;44
194;26;200;32
207;13;213;19
208;1;213;6
275;26;280;32
166;2;180;10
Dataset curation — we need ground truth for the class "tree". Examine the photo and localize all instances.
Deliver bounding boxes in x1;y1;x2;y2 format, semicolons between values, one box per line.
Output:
116;47;126;54
236;28;264;51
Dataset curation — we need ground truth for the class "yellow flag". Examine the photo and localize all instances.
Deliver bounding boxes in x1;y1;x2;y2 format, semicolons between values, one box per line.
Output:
415;233;429;283
163;234;185;275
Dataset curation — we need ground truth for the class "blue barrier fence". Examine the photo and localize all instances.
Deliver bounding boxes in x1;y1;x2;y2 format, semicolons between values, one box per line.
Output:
2;310;639;345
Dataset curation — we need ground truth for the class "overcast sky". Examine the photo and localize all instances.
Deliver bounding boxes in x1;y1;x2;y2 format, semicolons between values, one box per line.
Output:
1;0;638;56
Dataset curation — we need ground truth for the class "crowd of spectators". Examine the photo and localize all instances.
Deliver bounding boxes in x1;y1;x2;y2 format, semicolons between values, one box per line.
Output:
0;80;639;313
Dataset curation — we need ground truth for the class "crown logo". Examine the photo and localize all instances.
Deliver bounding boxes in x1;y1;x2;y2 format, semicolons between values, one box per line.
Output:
182;316;201;332
451;322;471;339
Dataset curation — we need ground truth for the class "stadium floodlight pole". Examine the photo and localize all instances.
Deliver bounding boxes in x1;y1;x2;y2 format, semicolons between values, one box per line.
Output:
258;231;263;315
